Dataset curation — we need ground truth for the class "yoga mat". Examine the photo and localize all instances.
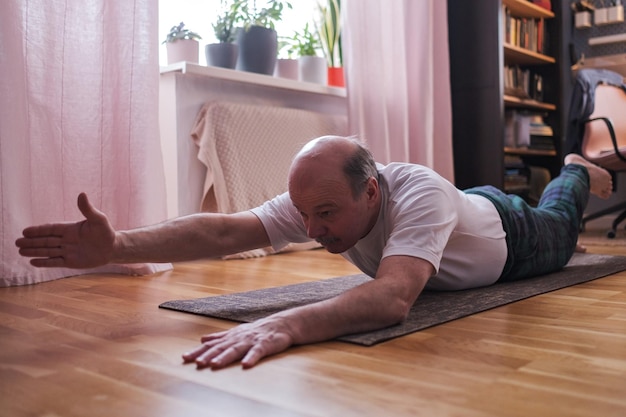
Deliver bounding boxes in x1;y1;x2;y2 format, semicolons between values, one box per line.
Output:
160;253;626;346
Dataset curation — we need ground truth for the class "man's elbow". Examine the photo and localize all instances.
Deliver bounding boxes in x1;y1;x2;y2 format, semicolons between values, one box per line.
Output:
385;297;413;325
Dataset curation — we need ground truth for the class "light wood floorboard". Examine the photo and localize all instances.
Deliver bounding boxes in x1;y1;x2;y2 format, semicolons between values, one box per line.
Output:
1;219;625;417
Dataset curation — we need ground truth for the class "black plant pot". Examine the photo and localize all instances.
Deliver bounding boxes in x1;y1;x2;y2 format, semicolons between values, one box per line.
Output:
235;25;277;75
205;43;238;69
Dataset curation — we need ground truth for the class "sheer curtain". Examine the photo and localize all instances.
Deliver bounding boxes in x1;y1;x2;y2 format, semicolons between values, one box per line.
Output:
343;0;454;182
0;0;172;286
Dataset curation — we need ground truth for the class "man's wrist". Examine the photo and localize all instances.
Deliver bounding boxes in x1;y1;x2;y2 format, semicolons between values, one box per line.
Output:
111;231;129;263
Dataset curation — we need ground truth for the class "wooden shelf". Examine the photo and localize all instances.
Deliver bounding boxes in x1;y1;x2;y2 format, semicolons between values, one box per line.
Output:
160;62;347;98
504;94;557;110
504;43;555;66
504;183;531;194
503;0;555;18
504;146;557;157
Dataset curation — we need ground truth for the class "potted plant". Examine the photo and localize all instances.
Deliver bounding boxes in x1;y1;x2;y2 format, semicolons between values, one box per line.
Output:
286;23;326;84
163;22;202;65
316;0;344;86
236;0;292;75
274;38;299;80
206;0;243;69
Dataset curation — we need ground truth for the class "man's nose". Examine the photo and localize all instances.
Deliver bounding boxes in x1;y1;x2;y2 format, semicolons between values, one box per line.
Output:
306;218;325;239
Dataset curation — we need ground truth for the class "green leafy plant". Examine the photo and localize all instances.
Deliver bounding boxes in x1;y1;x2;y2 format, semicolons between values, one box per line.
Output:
212;1;244;43
277;39;297;59
240;0;292;30
162;22;202;44
280;23;321;57
316;0;342;67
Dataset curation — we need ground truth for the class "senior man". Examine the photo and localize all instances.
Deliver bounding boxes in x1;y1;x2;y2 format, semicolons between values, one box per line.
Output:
17;136;612;369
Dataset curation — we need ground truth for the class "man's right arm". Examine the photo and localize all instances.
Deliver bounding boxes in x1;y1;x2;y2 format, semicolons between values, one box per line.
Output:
113;210;271;264
16;193;271;268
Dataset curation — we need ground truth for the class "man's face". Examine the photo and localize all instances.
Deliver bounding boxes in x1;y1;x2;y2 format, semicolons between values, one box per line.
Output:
290;174;377;254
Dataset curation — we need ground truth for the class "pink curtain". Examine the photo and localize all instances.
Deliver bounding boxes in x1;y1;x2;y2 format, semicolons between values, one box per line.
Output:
0;0;172;286
343;0;454;182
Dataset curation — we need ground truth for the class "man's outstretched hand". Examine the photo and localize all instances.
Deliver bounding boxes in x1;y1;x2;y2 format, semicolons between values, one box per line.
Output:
182;316;296;370
16;193;116;269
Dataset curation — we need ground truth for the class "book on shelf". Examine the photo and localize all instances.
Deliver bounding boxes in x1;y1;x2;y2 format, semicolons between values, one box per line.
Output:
529;136;555;150
529;113;555;150
504;65;543;101
504;156;552;202
529;113;553;135
504;155;531;193
505;110;554;150
502;6;547;53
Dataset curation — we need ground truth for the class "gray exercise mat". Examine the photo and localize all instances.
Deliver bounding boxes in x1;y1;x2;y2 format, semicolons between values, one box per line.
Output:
160;253;626;346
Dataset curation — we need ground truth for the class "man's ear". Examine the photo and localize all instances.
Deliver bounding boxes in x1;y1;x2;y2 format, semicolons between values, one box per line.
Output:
366;177;379;202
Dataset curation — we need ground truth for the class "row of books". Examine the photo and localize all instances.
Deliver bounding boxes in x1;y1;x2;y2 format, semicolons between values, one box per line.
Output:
504;155;552;204
504;110;554;150
504;155;531;194
503;8;547;53
504;65;544;101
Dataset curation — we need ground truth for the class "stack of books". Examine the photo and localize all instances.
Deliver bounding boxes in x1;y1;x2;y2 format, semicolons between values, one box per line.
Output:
504;65;544;101
529;114;554;150
505;110;554;150
504;155;531;194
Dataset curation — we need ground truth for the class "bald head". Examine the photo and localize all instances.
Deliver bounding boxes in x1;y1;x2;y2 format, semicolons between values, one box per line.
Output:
287;136;381;252
294;136;360;162
289;136;378;198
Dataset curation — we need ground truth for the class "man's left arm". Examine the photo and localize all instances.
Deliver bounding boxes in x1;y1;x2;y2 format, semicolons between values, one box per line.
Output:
183;255;434;369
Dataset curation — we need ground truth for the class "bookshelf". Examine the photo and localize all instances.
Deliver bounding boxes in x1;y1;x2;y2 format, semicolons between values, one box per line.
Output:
447;0;569;197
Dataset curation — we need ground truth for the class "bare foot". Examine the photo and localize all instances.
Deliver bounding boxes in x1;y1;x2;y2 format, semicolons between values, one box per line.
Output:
564;153;613;199
575;243;587;253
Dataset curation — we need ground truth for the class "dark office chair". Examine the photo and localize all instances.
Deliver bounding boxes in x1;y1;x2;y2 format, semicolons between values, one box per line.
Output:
568;69;626;238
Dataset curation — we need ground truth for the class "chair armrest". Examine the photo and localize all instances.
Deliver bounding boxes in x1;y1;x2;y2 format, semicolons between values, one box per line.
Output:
584;116;626;164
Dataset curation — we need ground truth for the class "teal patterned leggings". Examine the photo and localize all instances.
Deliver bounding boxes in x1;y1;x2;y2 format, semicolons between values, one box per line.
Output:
466;164;590;282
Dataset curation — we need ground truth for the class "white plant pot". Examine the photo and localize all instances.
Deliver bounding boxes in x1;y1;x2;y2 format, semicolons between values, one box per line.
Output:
274;59;299;80
166;39;199;65
298;56;327;85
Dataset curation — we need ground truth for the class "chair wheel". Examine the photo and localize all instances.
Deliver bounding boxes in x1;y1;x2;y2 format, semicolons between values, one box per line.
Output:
607;230;616;239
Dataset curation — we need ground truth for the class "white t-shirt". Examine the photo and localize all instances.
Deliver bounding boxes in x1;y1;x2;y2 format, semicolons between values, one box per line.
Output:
250;163;508;291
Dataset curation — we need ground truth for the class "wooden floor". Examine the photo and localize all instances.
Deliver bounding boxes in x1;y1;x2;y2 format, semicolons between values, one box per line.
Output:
1;219;626;417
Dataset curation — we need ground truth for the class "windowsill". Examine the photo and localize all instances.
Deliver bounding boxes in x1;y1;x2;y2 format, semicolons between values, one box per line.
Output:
160;62;347;98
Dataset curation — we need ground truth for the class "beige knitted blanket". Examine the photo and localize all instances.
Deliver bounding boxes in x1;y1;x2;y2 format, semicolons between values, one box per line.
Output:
191;101;348;258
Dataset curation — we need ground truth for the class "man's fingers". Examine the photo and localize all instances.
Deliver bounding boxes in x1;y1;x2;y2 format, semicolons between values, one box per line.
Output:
184;320;294;370
184;338;256;370
16;236;64;250
200;332;227;343
241;345;266;369
19;245;65;259
197;342;250;370
77;193;105;222
20;222;77;241
182;343;210;363
30;257;66;268
21;224;60;239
